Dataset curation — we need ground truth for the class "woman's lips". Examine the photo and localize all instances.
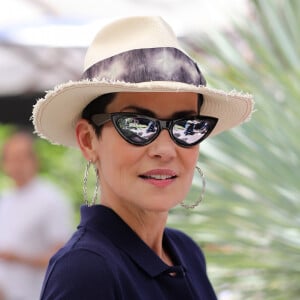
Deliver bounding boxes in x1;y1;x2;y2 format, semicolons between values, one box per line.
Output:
139;169;177;187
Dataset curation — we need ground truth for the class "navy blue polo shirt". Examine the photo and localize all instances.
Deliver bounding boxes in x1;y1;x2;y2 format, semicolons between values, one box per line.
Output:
40;205;217;300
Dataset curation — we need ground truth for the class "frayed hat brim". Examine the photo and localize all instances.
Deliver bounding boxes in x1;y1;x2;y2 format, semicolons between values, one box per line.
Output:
32;78;254;147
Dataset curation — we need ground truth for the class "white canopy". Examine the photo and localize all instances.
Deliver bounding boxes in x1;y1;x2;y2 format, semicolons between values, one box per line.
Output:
0;0;249;95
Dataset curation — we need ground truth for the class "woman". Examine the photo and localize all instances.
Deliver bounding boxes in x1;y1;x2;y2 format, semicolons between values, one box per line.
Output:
33;16;254;299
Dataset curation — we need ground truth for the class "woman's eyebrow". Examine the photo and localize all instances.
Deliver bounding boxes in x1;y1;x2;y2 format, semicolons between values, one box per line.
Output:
121;106;197;119
171;110;197;119
121;106;155;117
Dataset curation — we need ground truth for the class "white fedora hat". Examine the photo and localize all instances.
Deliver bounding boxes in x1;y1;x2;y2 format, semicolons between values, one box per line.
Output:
32;16;254;147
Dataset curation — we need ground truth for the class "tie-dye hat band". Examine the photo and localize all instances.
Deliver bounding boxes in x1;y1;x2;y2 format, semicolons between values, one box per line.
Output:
82;47;207;87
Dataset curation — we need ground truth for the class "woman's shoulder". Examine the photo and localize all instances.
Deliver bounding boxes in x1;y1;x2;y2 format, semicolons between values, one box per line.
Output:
45;227;121;281
50;246;111;272
41;243;119;299
51;226;119;265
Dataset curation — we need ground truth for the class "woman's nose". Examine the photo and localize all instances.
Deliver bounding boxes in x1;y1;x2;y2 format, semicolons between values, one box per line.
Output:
147;129;177;161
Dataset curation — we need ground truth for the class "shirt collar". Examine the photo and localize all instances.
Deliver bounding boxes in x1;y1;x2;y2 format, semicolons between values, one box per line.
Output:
79;205;182;278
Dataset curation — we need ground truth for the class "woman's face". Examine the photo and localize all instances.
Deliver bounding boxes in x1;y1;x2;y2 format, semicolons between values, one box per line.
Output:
93;92;199;213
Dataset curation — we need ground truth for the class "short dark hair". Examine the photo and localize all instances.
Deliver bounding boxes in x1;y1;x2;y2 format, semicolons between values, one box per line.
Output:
82;93;117;135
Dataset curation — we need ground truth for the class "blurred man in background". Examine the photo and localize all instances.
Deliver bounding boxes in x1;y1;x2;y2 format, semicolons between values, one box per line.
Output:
0;130;73;300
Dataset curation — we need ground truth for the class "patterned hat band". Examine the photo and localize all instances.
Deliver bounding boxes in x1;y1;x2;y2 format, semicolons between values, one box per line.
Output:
81;47;207;86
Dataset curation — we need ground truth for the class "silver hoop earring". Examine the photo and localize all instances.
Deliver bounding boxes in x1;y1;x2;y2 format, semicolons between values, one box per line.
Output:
83;160;99;206
180;166;206;209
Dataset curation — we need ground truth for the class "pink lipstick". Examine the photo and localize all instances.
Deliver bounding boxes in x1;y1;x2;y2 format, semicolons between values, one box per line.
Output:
139;169;177;187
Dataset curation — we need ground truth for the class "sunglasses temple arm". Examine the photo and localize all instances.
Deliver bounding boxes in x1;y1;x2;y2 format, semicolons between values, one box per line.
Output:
91;113;111;126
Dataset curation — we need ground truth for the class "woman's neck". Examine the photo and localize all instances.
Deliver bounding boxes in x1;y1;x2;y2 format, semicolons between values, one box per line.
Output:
101;202;173;265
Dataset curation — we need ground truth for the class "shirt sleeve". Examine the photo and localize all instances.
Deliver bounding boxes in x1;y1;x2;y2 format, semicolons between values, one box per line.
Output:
41;249;120;300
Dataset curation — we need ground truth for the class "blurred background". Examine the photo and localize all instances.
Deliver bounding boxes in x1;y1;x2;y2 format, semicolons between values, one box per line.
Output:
0;0;299;299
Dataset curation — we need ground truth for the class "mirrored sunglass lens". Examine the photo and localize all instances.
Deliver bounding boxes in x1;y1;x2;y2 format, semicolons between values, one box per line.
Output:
173;119;212;145
116;116;158;144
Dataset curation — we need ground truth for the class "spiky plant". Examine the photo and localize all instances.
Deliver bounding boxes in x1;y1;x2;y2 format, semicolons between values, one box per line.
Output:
168;0;300;299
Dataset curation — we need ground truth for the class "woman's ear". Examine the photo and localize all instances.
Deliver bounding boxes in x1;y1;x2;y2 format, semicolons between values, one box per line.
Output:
75;119;98;161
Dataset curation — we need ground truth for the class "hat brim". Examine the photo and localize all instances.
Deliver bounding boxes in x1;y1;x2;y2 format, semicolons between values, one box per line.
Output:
32;79;254;147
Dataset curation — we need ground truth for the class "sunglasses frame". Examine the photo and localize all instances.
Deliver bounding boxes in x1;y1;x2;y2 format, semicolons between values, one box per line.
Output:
90;112;218;147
